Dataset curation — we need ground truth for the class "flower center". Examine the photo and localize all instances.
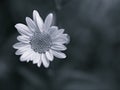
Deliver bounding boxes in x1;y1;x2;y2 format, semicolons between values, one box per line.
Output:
30;31;52;53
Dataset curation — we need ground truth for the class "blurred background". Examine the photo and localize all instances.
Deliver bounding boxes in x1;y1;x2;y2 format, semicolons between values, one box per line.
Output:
0;0;120;90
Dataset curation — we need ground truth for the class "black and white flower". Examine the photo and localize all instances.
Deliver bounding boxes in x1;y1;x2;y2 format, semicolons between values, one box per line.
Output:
13;10;70;68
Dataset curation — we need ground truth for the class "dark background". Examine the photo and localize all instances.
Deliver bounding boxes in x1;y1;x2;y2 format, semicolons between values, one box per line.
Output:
0;0;120;90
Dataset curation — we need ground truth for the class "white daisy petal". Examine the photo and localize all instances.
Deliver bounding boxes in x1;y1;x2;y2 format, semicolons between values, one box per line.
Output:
37;61;42;67
13;42;28;49
51;26;58;29
25;17;37;32
51;50;66;59
48;26;58;34
37;54;42;67
15;50;22;55
15;23;32;36
45;50;54;61
15;47;32;55
51;29;64;39
33;53;40;64
52;38;67;44
51;29;64;40
33;10;43;32
17;35;30;43
41;53;50;68
26;53;33;62
62;34;70;44
26;49;35;61
53;34;70;44
59;29;64;33
29;50;37;62
56;29;64;36
51;44;67;51
32;53;38;64
20;51;32;62
43;13;53;31
18;45;31;52
25;50;34;62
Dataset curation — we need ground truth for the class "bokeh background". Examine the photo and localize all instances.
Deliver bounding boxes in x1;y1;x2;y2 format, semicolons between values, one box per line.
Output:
0;0;120;90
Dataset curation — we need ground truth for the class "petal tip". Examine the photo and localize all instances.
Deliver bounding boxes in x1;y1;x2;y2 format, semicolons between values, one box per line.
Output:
14;24;19;29
33;10;39;16
33;10;37;13
37;63;41;67
44;64;49;68
25;17;29;21
63;54;66;58
49;13;53;17
13;45;16;49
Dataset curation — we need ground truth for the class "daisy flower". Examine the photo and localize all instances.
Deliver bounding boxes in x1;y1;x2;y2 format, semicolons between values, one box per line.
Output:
13;10;70;68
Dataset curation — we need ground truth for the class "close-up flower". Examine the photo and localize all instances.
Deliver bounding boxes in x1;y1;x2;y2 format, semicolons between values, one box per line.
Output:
13;10;70;68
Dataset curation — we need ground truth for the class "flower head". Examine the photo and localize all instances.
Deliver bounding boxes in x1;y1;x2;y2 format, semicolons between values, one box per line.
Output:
13;10;70;68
